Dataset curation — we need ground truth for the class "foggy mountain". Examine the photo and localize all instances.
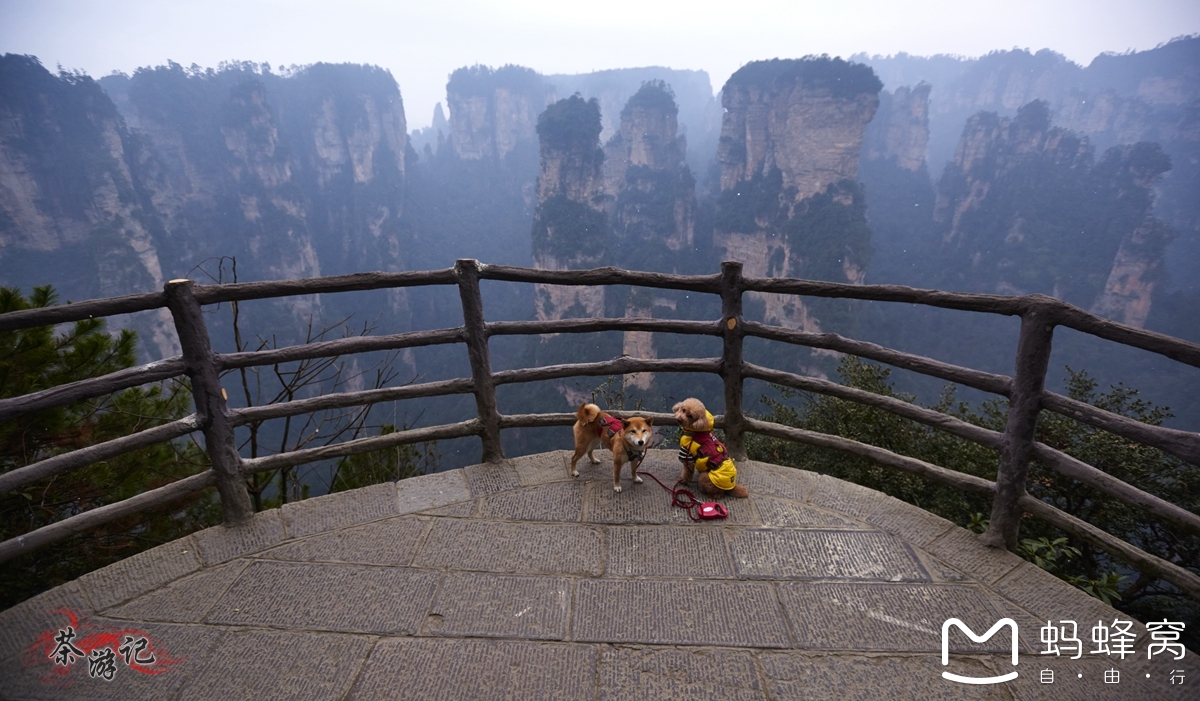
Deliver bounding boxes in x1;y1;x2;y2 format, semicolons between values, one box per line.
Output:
1;38;1198;431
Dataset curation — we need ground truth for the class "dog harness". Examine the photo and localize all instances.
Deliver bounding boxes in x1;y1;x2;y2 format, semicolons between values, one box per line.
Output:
596;415;623;438
678;411;739;491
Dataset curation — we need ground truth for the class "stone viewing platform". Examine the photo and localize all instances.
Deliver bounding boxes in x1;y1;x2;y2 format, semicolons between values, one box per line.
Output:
0;451;1190;700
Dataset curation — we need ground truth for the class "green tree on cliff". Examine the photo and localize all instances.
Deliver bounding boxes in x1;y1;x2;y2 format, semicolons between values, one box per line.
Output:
0;286;219;609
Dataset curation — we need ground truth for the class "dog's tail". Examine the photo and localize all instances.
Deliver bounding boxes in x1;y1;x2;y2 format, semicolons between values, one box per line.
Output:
577;403;602;423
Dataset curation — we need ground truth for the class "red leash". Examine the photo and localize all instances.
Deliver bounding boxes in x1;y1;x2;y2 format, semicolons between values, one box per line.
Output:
635;464;728;521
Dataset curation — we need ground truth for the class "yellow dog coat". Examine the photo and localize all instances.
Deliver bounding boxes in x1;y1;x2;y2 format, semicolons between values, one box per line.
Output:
678;411;738;491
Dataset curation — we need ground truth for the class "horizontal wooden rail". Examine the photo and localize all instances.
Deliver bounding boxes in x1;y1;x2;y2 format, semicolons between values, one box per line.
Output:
0;358;185;423
217;328;464;371
487;318;721;337
0;415;201;495
0;470;216;565
230;378;475;426
496;410;684;430
191;268;459;305
239;420;482;475
1051;303;1200;369
478;264;722;294
742;321;1013;396
743;417;998;496
0;290;166;333
1018;495;1200;600
742;276;1030;316
1040;391;1200;466
743;361;1200;537
742;362;1003;447
1030;444;1200;536
491;357;721;386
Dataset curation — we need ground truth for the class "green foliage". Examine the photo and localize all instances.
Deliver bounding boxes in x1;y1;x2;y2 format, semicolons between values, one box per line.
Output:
536;94;603;153
0;55;129;221
726;56;882;99
0;287;218;610
747;356;999;516
784;179;873;282
329;426;430;492
621;80;678;119
936;101;1175;307
610;165;695;273
531;194;610;261
713;166;785;234
448;64;546;99
749;356;1198;635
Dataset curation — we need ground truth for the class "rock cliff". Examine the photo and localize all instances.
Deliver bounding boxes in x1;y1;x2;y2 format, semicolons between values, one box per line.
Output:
0;58;413;358
858;37;1200;303
446;65;550;163
530;94;609;323
602;81;697;388
0;55;177;356
713;57;881;330
934;101;1173;320
546;67;721;179
862;83;931;172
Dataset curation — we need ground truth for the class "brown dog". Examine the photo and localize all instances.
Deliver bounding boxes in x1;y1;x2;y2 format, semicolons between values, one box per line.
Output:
672;397;749;498
570;403;653;492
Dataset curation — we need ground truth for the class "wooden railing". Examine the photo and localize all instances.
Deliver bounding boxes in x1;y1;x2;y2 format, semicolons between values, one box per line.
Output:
1;260;1198;600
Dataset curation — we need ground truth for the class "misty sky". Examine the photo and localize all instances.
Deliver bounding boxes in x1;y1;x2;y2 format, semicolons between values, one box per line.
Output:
2;0;1197;129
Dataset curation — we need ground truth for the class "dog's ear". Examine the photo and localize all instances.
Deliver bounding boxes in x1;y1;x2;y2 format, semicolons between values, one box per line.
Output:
646;416;653;428
621;418;630;429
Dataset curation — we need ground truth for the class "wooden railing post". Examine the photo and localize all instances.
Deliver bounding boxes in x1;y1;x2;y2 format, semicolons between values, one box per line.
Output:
164;279;254;525
982;303;1056;550
456;259;504;463
720;261;747;460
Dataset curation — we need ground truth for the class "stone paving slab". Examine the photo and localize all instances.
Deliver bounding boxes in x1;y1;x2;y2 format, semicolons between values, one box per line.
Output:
510;450;570;486
572;579;791;647
811;476;888;519
866;496;957;547
254;515;429;567
925;527;1025;585
477;481;582;522
738;460;821;501
605;526;735;578
755;496;865;528
1003;652;1177;701
0;617;224;701
76;537;202;612
192;510;286;565
347;638;595;701
104;559;250;623
424;572;571;640
0;583;92;662
583;478;760;525
757;652;1014;701
463;461;521;497
395;470;470;514
729;529;931;581
418;500;476;517
281;482;397;539
775;582;1010;652
205;560;439;634
173;630;373;701
597;646;763;701
413;519;602;575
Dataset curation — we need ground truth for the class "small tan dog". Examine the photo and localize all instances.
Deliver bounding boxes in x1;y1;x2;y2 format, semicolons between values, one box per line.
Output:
672;397;749;498
570;403;654;492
